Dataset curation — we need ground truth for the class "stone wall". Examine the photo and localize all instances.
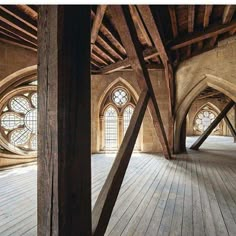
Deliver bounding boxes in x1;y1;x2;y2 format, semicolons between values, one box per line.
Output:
0;41;37;81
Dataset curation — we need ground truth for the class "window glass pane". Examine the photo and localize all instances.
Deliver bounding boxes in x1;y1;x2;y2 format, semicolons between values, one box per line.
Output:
123;105;134;136
112;88;128;106
104;106;118;149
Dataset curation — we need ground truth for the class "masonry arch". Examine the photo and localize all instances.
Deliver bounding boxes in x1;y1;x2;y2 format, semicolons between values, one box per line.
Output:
174;74;236;153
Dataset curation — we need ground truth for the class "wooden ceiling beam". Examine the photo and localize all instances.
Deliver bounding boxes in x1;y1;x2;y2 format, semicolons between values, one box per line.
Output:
0;32;36;51
203;5;213;27
0;8;37;39
16;5;38;21
187;5;195;57
108;5;171;158
169;20;236;50
91;51;109;65
91;10;126;56
222;5;236;24
137;5;174;114
93;44;115;63
168;6;178;38
98;47;160;74
97;32;124;60
197;91;221;100
91;5;107;51
129;5;152;47
0;6;37;31
0;20;37;45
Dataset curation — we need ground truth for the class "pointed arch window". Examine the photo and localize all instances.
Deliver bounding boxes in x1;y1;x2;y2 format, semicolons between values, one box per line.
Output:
104;106;118;149
100;84;141;151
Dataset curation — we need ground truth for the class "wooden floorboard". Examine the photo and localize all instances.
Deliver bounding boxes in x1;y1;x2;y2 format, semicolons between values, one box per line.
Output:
0;136;236;235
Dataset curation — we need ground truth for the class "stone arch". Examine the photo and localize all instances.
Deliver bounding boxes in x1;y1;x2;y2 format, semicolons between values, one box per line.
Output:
174;74;236;153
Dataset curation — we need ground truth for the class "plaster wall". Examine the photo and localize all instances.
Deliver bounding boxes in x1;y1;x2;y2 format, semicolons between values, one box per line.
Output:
91;70;170;153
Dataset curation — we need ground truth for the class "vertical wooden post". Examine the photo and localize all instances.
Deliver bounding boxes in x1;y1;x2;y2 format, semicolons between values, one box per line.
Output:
38;5;91;236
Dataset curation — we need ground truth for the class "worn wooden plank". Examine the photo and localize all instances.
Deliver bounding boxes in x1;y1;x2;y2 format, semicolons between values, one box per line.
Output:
203;5;213;28
110;5;171;159
187;5;195;57
191;100;235;150
92;90;150;235
38;5;91;236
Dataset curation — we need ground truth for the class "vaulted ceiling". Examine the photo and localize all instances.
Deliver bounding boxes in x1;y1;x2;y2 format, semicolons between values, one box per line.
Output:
0;5;235;76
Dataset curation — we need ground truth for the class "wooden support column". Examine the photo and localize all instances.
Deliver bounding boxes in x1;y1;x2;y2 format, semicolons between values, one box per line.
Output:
92;90;150;235
38;6;91;236
110;5;171;159
224;116;236;140
235;105;236;142
190;100;235;150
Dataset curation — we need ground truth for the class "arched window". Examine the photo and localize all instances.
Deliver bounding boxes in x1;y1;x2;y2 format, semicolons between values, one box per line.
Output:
100;84;141;151
0;86;37;155
104;106;118;149
193;105;220;134
123;105;134;136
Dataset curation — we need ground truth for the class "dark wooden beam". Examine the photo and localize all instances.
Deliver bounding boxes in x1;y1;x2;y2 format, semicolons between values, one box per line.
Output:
109;6;171;159
187;5;195;57
0;18;37;45
91;10;126;56
196;91;221;100
0;6;37;31
99;47;159;74
224;115;236;140
203;5;213;28
137;5;174;114
92;89;149;235
169;20;236;50
129;5;152;47
91;5;107;51
222;5;236;24
168;6;178;38
190;100;235;150
38;6;91;235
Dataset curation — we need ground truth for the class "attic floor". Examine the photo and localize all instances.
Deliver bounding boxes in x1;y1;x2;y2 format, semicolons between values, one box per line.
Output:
0;136;236;236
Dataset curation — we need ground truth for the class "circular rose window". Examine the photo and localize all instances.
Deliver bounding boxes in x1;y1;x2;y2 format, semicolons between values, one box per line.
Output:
112;88;129;106
194;106;219;133
0;86;37;156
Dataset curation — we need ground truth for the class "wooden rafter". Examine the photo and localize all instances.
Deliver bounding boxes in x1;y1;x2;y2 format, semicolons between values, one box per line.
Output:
187;5;195;57
92;89;149;235
16;5;38;20
137;5;174;114
197;91;221;100
190;100;235;150
222;5;236;24
129;5;152;47
91;5;107;51
169;20;236;50
99;47;159;74
108;5;171;159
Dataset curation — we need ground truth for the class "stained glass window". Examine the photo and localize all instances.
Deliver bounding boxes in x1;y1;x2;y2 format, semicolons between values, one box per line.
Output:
112;88;128;106
123;105;134;136
104;106;118;149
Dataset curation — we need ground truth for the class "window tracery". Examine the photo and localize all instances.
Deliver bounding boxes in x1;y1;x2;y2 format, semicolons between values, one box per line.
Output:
0;86;37;155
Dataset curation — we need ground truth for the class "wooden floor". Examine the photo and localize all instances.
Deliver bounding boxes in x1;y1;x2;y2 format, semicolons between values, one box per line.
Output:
0;136;236;235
